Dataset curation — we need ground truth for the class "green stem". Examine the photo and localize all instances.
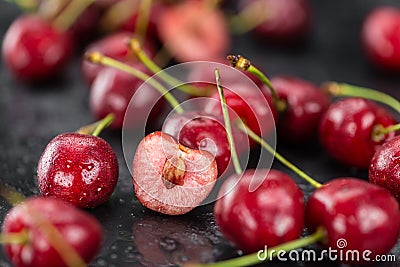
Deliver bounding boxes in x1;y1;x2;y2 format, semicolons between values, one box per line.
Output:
325;82;400;114
86;52;183;114
371;123;400;142
215;69;243;175
189;228;326;267
0;230;29;245
128;39;212;97
135;0;152;38
6;0;38;12
236;122;322;188
92;114;115;137
229;1;270;34
52;0;94;32
226;55;286;112
0;183;25;206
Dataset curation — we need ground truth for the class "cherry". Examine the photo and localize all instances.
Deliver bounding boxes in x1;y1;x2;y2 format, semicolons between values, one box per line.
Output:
2;15;74;81
2;197;103;267
68;5;102;45
307;178;400;264
214;169;305;253
37;132;119;208
319;98;397;169
271;76;330;143
361;6;400;71
81;32;155;85
369;135;400;201
132;131;218;215
236;0;311;43
157;0;229;62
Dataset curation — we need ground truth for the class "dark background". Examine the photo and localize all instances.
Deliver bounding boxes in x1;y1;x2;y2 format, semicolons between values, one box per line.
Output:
0;0;400;266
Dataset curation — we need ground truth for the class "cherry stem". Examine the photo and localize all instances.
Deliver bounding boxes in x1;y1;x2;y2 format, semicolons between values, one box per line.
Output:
6;0;38;12
236;122;322;188
0;182;25;206
226;55;287;113
85;52;184;114
188;228;326;267
52;0;94;32
99;0;139;32
372;123;400;142
229;1;270;34
128;38;212;97
135;0;152;39
0;230;29;245
324;82;400;114
215;69;243;175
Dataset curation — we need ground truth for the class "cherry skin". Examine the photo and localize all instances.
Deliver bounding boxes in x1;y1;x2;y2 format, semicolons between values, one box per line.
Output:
369;135;400;201
37;133;119;208
2;197;103;267
238;0;311;43
214;169;305;253
306;178;400;264
362;6;400;71
2;15;73;81
132;131;218;215
163;112;231;177
271;76;330;143
319;98;396;169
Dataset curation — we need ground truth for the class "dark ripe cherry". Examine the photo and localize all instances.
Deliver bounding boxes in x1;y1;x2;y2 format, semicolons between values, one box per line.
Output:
37;133;119;208
163;112;231;177
2;15;73;81
69;5;102;45
362;6;400;71
132;131;218;215
370;136;400;201
271;76;330;143
2;197;103;267
238;0;311;43
158;0;229;62
306;178;400;264
81;32;155;85
319;98;396;169
214;169;305;253
89;62;162;129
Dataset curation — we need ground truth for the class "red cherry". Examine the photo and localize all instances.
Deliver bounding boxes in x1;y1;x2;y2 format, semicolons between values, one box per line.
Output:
132;131;218;215
362;6;400;71
238;0;311;43
37;133;119;208
319;98;396;169
214;169;305;253
370;135;400;200
2;197;103;267
158;0;229;62
81;32;155;85
2;15;73;81
69;5;102;45
306;178;400;264
271;76;330;142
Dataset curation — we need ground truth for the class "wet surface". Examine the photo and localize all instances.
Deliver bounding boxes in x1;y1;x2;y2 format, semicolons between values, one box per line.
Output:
1;0;400;266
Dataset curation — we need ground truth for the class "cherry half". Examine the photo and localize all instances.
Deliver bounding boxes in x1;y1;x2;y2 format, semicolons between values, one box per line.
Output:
214;168;305;253
132;131;218;215
37;132;119;208
2;197;103;267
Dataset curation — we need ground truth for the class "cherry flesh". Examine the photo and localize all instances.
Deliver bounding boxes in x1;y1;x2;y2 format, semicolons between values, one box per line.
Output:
214;169;305;253
370;135;400;201
271;76;330;143
319;98;396;169
362;6;400;71
37;133;119;208
163;112;231;177
306;178;400;264
132;131;218;215
2;15;73;81
2;197;103;267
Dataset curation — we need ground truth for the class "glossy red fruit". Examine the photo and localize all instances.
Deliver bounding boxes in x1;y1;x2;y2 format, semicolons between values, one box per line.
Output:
158;0;229;62
307;178;400;264
271;76;330;142
238;0;311;43
214;169;305;253
2;197;103;267
132;131;218;215
362;6;400;71
37;133;119;208
81;32;155;85
163;112;231;177
319;98;396;169
369;136;400;200
2;15;73;81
